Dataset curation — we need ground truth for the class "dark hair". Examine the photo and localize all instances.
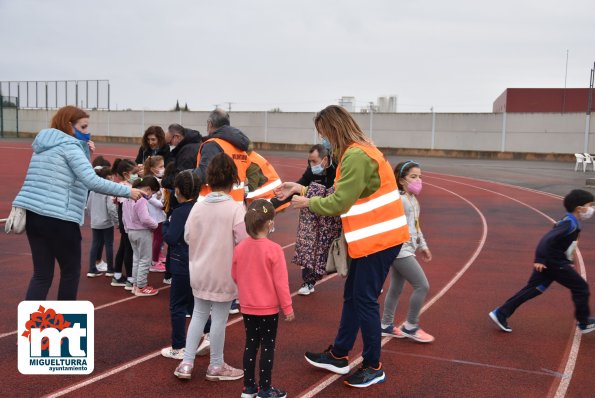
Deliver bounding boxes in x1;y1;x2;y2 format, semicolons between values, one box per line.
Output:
208;109;230;129
206;153;239;191
174;170;200;200
92;155;111;168
94;166;112;179
112;158;136;178
394;160;420;191
245;199;275;238
50;106;89;136
168;123;184;135
309;144;329;160
132;175;160;191
563;189;594;212
143;155;164;177
142;126;166;150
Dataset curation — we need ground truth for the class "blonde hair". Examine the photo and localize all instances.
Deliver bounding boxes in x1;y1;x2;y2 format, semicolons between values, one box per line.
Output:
314;105;371;160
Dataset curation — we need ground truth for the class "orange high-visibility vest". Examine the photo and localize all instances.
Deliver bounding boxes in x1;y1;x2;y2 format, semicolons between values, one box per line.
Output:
196;138;250;204
245;151;282;200
336;143;409;258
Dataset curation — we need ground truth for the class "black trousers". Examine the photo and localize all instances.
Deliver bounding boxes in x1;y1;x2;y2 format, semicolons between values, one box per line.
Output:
25;211;82;300
499;264;591;324
243;313;279;390
89;227;114;273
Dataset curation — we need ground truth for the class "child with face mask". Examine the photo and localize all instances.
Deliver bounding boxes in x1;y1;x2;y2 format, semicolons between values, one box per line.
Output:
122;176;160;296
111;159;139;289
381;160;435;343
490;189;595;334
232;199;294;398
143;156;167;272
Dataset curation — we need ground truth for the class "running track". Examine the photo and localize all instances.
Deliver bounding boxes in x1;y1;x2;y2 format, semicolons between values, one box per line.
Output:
0;140;593;397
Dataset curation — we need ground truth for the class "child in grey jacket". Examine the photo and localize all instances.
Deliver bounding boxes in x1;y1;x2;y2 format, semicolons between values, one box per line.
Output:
86;165;119;277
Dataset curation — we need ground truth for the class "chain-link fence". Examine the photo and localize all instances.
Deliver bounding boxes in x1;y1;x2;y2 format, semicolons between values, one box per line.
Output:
0;96;19;137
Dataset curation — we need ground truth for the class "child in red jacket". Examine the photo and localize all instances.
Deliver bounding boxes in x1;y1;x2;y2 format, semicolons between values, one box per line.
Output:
232;199;295;398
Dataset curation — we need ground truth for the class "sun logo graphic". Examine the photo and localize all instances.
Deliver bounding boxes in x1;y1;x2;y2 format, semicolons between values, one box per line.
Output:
18;301;94;375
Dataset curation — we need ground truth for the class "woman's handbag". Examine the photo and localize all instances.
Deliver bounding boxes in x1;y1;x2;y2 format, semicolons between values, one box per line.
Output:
326;233;351;277
5;206;26;234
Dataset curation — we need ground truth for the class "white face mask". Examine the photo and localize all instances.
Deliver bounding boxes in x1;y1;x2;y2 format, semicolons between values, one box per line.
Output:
155;168;165;178
578;206;594;220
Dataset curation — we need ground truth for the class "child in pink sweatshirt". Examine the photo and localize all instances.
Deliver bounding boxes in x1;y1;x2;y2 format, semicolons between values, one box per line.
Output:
122;176;160;296
232;199;294;398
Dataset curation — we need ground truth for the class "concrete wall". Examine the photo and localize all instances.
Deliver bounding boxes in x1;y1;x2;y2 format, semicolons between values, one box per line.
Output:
7;109;595;156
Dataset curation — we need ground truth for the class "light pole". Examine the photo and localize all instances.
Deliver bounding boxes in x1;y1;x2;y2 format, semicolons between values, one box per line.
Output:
584;62;594;153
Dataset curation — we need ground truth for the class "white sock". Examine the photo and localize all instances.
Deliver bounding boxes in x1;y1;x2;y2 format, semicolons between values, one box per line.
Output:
404;321;418;330
114;273;122;279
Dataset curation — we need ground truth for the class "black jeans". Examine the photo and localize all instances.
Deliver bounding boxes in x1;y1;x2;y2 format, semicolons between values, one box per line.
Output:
499;264;591;324
89;227;114;273
25;211;82;300
332;244;400;368
170;273;194;349
243;313;279;390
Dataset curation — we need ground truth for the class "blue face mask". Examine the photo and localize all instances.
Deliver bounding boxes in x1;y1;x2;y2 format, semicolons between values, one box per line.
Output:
311;163;324;175
74;128;91;142
321;137;332;152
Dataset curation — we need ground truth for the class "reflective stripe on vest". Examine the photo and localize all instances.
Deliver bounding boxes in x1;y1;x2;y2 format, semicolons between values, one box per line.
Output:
337;143;409;258
196;138;250;204
245;151;283;201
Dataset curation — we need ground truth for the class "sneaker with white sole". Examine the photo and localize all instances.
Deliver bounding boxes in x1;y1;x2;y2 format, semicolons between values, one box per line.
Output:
343;363;385;388
149;262;166;272
174;361;193;380
578;317;595;334
241;384;259;398
304;345;349;374
161;347;185;359
124;280;134;290
298;283;315;296
257;386;287;398
135;286;159;296
381;324;406;338
86;271;104;278
163;277;172;285
489;308;512;332
229;299;240;314
205;362;244;381
96;260;108;272
196;333;210;356
399;324;434;343
111;276;127;287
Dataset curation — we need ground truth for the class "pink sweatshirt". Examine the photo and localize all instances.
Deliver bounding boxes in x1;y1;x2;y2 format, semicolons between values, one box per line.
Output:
232;237;293;316
122;197;157;232
184;196;248;302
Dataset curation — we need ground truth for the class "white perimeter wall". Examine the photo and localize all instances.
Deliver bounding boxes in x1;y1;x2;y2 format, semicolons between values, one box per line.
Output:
13;109;595;154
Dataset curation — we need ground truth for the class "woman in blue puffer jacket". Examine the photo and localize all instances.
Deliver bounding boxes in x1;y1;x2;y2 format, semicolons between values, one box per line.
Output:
12;106;143;300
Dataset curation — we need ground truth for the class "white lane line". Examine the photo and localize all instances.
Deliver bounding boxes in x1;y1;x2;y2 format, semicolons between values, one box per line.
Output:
297;182;488;398
41;242;336;398
426;175;585;398
381;349;565;378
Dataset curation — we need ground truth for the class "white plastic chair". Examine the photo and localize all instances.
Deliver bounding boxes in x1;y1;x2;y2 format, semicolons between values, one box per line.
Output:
584;153;595;172
575;153;586;172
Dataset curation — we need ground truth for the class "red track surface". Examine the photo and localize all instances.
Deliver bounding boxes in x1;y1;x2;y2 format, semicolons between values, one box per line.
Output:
0;140;593;397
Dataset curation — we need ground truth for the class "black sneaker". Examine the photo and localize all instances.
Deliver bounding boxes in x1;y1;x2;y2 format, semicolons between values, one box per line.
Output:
304;345;349;374
86;271;104;278
110;276;127;287
578;317;595;334
241;384;259;398
344;363;385;388
489;308;512;332
256;386;287;398
229;299;240;315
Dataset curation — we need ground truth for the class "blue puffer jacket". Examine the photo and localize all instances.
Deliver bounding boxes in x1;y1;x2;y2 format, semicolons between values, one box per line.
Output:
13;128;131;225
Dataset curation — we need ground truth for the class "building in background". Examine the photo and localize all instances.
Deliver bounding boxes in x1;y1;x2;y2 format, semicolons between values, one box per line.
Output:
338;96;355;112
377;95;397;112
493;88;595;113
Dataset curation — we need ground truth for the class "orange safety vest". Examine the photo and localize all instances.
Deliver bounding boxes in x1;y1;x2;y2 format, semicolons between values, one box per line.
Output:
245;151;282;201
196;138;250;204
336;143;409;258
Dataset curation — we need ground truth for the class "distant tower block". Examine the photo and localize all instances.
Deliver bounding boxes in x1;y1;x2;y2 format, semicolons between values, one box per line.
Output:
339;96;355;112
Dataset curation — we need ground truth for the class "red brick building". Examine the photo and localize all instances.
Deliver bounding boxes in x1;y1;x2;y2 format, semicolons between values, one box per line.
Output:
493;88;595;113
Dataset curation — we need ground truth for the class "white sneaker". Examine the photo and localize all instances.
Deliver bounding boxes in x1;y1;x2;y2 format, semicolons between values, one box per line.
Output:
196;333;210;356
163;278;172;285
96;261;108;272
161;346;185;359
298;283;315;296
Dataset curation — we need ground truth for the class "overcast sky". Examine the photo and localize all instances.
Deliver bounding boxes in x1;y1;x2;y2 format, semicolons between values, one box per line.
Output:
1;0;594;113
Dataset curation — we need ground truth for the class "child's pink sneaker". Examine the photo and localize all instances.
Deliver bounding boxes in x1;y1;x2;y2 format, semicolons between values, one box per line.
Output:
149;262;166;272
135;286;159;296
174;362;193;380
400;324;434;343
206;363;244;381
